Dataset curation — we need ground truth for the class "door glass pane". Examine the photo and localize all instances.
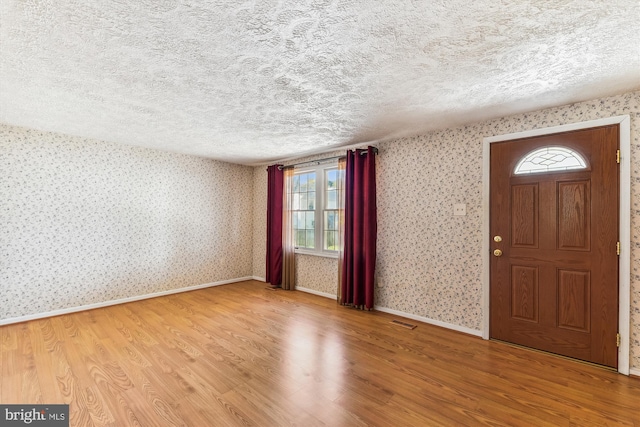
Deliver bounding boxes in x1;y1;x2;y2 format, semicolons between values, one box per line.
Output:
514;146;587;175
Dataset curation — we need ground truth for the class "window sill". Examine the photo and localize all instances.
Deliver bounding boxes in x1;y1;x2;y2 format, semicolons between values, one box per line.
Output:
294;249;339;259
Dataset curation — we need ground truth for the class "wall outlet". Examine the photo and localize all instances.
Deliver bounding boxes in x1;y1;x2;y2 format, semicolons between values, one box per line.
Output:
454;203;466;216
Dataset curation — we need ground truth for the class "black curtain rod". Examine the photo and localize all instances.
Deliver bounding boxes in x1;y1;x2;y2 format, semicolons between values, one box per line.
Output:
274;147;378;170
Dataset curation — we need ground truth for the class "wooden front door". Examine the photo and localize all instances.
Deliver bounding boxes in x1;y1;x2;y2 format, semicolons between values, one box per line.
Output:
490;125;619;368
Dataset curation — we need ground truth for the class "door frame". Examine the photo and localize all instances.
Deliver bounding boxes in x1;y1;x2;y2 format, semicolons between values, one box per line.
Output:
481;115;631;375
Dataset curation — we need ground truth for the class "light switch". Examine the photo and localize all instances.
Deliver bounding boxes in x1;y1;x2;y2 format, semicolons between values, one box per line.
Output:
454;203;466;216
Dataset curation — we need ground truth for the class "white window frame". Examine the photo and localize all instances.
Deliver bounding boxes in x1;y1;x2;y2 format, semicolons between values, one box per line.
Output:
293;162;340;258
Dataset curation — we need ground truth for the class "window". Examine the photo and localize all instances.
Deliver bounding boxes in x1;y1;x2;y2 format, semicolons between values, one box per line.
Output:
292;172;316;249
291;163;343;256
514;146;587;175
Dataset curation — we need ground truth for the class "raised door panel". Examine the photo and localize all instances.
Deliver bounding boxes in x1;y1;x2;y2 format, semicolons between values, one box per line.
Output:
557;180;591;251
557;269;591;333
511;184;538;248
511;265;538;323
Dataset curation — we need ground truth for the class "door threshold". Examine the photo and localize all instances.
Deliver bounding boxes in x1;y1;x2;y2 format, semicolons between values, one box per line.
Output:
490;339;617;372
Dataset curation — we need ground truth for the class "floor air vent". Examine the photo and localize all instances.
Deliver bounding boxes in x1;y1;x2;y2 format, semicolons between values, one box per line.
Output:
390;320;417;330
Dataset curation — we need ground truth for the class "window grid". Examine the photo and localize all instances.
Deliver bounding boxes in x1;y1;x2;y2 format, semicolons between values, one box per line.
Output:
292;172;316;249
323;168;343;251
291;164;341;256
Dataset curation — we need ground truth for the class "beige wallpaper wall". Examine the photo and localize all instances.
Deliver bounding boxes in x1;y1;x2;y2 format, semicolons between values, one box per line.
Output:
1;124;254;321
253;91;640;371
252;166;268;280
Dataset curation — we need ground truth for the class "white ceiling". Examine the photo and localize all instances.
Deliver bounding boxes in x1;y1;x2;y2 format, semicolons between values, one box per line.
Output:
1;1;639;165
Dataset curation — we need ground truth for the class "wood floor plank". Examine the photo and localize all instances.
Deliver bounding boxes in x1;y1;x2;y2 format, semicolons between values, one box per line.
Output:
1;349;20;404
1;280;639;426
57;365;96;427
182;388;256;427
291;385;367;427
222;384;323;427
83;385;116;427
122;368;188;427
92;376;143;427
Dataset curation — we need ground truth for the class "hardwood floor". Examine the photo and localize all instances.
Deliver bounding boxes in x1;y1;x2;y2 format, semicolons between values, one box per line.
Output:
1;280;638;426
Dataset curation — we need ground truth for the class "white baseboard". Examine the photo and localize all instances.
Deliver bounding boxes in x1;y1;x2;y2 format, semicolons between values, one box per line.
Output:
295;286;338;300
630;368;640;377
252;276;266;282
0;276;253;326
374;305;483;337
292;287;482;338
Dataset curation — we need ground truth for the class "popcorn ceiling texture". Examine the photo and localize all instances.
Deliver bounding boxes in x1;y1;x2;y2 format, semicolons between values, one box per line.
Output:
0;124;254;320
253;91;640;371
1;1;639;164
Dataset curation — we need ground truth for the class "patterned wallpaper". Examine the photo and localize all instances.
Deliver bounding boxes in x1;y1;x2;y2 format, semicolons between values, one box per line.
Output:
295;254;339;296
253;91;640;370
1;124;254;321
252;167;267;280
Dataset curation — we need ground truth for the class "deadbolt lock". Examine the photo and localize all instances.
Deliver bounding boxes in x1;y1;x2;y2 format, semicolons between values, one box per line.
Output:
493;249;503;257
493;235;502;242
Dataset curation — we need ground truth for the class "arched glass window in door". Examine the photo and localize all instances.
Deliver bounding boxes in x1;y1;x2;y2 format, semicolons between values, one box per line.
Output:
514;146;587;175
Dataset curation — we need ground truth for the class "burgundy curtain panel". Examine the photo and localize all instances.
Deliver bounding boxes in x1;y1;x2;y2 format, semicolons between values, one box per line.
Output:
341;146;377;309
266;165;284;287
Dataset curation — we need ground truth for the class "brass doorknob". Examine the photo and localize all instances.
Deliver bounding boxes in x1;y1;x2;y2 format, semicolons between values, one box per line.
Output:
493;249;503;257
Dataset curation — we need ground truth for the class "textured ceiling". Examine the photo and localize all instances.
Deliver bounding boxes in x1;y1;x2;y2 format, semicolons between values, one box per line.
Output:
1;1;639;165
